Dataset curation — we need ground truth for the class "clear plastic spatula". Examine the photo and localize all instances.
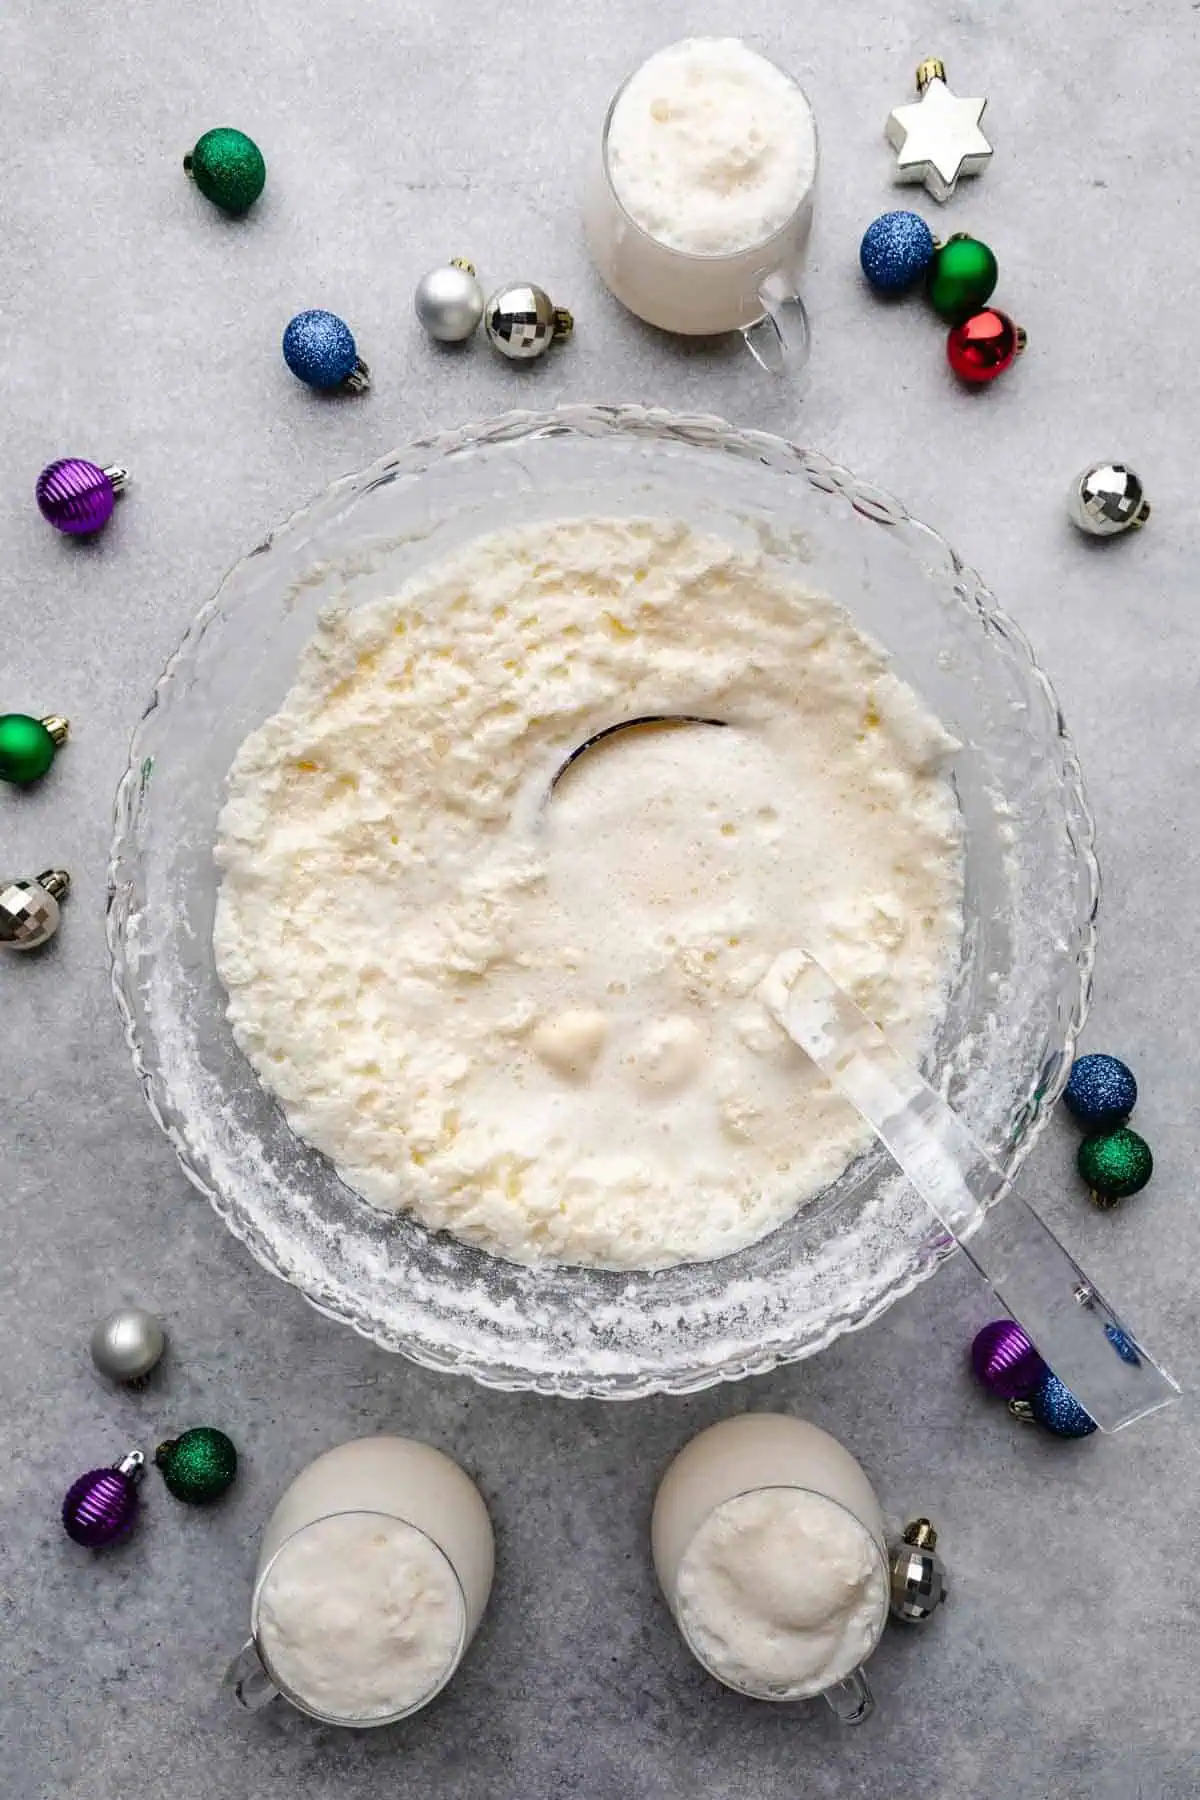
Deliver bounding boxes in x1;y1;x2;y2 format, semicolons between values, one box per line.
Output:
761;950;1180;1433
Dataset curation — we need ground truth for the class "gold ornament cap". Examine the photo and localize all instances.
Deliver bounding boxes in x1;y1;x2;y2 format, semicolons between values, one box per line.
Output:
552;307;574;341
902;1517;938;1549
450;257;476;275
916;58;947;91
41;715;69;746
38;869;71;899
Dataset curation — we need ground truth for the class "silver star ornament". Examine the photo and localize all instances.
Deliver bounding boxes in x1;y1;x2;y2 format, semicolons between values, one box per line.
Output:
886;59;992;203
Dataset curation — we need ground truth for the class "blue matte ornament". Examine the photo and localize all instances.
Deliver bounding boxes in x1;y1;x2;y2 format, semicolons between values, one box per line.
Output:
282;310;370;392
1063;1054;1137;1130
859;211;937;293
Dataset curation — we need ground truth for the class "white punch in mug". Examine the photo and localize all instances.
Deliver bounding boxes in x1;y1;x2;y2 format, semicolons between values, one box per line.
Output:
228;1436;495;1727
585;37;818;372
652;1415;889;1724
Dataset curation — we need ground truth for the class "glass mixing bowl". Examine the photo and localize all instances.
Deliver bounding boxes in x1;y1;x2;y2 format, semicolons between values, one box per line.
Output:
107;406;1097;1398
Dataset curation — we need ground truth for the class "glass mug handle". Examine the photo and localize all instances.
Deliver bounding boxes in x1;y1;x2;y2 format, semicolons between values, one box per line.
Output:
742;267;811;376
820;1666;875;1726
226;1638;279;1712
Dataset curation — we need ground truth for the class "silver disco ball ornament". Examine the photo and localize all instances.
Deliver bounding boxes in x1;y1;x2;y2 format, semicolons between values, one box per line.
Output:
889;1518;949;1626
1068;462;1151;537
0;868;70;951
484;283;574;361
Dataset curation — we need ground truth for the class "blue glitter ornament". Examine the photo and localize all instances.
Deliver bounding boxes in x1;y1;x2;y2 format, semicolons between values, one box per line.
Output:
859;211;936;294
1063;1053;1137;1130
282;310;370;392
1105;1324;1142;1367
1013;1371;1098;1439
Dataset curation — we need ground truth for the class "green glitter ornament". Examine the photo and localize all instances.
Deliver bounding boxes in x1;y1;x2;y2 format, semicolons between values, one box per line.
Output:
155;1427;238;1503
0;714;68;785
927;233;999;325
184;128;266;215
1077;1127;1153;1207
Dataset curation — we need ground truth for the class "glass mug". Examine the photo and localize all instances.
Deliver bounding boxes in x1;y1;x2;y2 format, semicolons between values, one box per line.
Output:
584;48;818;374
227;1436;495;1727
651;1414;889;1724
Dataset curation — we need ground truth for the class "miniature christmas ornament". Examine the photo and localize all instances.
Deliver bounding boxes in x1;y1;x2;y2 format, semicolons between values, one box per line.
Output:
1011;1372;1098;1439
1063;1054;1137;1130
0;869;70;951
62;1451;146;1547
156;1427;238;1503
484;284;574;361
926;233;998;323
946;307;1025;383
1077;1127;1153;1207
184;128;266;214
886;59;992;203
90;1307;166;1383
282;311;370;391
0;714;68;786
971;1319;1047;1400
36;459;128;535
889;1519;949;1624
859;211;937;294
414;259;486;342
1106;1324;1142;1366
1068;464;1150;537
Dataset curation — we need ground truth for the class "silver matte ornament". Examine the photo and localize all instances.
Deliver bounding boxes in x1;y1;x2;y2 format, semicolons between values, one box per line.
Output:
1068;462;1151;537
90;1307;167;1383
414;258;486;343
484;284;574;361
889;1518;949;1625
887;59;992;202
0;868;70;951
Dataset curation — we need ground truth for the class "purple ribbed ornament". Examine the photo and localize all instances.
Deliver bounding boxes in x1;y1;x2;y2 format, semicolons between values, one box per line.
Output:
36;458;128;534
62;1450;145;1548
970;1319;1048;1401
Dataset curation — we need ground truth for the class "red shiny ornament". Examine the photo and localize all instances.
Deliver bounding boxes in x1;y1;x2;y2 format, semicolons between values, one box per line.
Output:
946;308;1026;384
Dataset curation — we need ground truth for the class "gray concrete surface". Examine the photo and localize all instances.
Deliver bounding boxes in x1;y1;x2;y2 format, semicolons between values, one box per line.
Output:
3;4;1198;1797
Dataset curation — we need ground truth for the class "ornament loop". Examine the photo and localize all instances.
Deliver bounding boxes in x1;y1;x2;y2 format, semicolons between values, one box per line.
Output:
820;1667;875;1726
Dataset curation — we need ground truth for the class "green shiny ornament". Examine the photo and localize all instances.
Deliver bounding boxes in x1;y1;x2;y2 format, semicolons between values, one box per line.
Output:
184;128;266;215
927;234;999;324
0;714;68;785
155;1427;238;1503
1077;1127;1153;1207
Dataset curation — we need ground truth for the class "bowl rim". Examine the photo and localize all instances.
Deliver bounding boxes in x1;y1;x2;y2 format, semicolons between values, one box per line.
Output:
106;402;1099;1396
